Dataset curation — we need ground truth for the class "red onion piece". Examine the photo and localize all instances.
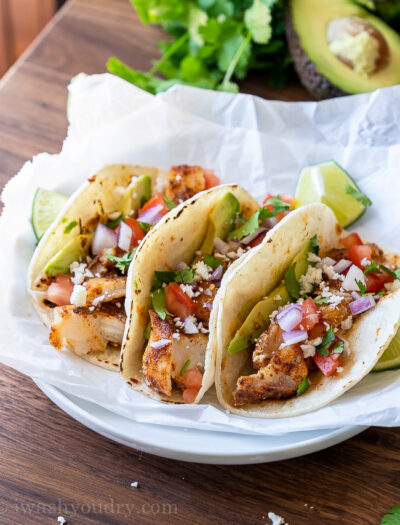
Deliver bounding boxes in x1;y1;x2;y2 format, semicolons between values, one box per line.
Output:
138;203;165;225
149;339;171;349
91;223;117;255
240;227;267;245
320;257;336;267
282;330;308;345
117;221;132;252
210;265;223;281
184;317;199;334
333;259;352;274
349;295;375;315
213;237;230;255
276;304;303;332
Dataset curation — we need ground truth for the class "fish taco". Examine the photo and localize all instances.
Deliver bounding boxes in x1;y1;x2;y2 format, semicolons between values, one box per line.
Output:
215;203;400;417
28;163;220;370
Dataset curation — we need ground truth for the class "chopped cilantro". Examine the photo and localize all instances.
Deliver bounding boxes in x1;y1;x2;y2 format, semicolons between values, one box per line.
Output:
203;255;223;269
379;264;400;281
106;250;136;272
106;214;123;229
164;195;177;210
309;234;319;255
139;221;152;233
331;340;344;354
345;182;372;208
317;326;335;356
153;268;195;290
364;261;380;274
382;503;400;525
64;220;78;234
151;288;171;320
356;279;367;295
284;262;300;300
180;359;191;375
313;297;330;305
296;376;310;396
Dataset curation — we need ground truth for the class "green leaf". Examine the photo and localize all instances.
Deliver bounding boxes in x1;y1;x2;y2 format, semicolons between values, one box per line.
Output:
309;234;319;255
317;326;335;356
203;255;223;269
106;214;123;229
296;376;310;396
180;55;207;82
139;222;152;233
153;268;195;290
364;261;380;274
244;0;272;44
379;264;400;281
217;80;239;93
331;340;344;354
382;504;400;524
151;288;171;320
218;34;251;77
356;279;367;295
64;220;78;234
198;18;221;44
163;195;177;210
105;250;136;273
188;4;208;46
180;359;191;375
313;297;330;305
345;182;372;208
229;208;267;241
285;262;300;300
264;196;291;216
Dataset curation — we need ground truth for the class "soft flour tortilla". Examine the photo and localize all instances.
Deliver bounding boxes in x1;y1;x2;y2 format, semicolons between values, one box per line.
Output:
215;203;400;418
121;184;259;403
28;164;168;371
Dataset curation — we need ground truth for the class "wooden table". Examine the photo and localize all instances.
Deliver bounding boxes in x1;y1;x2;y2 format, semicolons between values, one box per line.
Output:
0;1;398;523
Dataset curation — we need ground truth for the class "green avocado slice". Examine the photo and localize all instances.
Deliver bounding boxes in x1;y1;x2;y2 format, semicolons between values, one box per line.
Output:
200;192;240;255
227;236;318;354
119;175;152;217
43;234;93;276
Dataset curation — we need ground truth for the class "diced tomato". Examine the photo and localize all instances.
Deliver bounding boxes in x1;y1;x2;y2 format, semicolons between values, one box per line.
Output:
45;275;74;306
347;244;372;269
275;210;291;223
165;282;196;320
139;193;169;216
313;351;341;376
203;170;220;190
365;270;394;292
124;217;145;248
182;387;200;404
249;231;267;247
299;297;320;331
340;233;363;249
181;368;203;389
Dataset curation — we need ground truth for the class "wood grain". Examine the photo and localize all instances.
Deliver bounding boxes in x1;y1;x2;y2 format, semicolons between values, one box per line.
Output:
0;1;398;524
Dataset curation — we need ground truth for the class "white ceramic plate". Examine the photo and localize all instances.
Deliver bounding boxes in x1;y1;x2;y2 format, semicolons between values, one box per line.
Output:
36;380;366;465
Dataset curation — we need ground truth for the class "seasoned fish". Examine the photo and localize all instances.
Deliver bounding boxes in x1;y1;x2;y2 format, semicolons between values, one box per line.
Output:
165;165;206;204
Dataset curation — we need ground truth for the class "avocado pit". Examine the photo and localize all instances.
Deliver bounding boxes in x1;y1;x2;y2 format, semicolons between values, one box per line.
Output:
327;17;389;75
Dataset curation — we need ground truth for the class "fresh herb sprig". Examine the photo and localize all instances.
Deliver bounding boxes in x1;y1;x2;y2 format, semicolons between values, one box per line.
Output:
107;0;291;95
152;268;195;290
317;326;335;356
345;182;372;208
382;503;400;524
106;250;137;272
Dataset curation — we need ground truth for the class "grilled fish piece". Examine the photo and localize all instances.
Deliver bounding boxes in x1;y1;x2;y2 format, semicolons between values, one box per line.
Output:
193;282;216;326
84;276;126;306
232;345;308;406
253;324;283;370
165;165;206;204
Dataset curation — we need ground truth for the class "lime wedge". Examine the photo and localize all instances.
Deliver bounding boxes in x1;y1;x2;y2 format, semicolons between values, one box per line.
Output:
32;187;68;241
373;327;400;372
295;160;368;227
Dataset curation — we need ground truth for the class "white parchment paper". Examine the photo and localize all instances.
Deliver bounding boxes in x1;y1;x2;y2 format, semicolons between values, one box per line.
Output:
1;73;400;435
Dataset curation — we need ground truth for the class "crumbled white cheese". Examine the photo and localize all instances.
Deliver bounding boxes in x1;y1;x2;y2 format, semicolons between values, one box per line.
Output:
116;302;121;308
173;317;184;329
175;174;182;182
336;366;344;373
361;257;371;268
92;293;107;307
341;315;353;331
227;251;237;259
130;481;139;488
69;261;93;285
267;512;287;525
299;266;323;295
198;321;209;334
269;309;278;321
70;285;87;307
301;344;317;358
88;305;95;312
172;332;181;340
274;295;282;301
57;518;67;525
322;264;344;282
180;284;195;298
194;260;212;281
319;287;344;307
154;176;165;194
385;280;400;292
309;337;323;346
307;252;321;263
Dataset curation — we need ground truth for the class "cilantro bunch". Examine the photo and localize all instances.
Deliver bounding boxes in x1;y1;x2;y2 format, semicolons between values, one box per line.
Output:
107;0;291;94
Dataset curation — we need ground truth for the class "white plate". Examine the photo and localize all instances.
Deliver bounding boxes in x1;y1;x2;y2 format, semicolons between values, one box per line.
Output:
36;380;366;465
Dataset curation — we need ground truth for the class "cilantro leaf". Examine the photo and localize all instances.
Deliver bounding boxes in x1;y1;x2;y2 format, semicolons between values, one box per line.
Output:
153;268;195;290
317;326;335;356
64;220;78;234
264;196;291;217
244;0;272;44
296;376;310;396
203;255;223;269
356;279;367;295
345;182;372;208
106;250;136;273
379;264;400;281
139;221;152;233
151;288;171;320
163;195;177;210
309;234;319;255
331;340;344;354
106;214;123;229
364;261;380;274
382;504;400;525
285;262;300;300
180;359;191;375
313;297;330;305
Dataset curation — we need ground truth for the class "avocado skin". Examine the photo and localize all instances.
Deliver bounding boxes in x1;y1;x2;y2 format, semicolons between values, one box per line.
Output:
285;7;346;100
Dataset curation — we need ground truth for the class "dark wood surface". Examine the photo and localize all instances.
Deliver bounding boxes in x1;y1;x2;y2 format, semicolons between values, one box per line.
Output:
0;1;398;524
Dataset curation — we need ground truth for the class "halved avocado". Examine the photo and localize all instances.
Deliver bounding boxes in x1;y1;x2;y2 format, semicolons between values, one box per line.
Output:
286;0;400;99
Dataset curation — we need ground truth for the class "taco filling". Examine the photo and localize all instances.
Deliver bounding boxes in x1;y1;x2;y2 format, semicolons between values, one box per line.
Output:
35;165;220;361
143;193;295;403
229;232;400;406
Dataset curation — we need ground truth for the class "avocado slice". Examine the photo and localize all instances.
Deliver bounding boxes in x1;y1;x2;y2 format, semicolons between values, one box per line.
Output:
119;175;152;217
43;234;93;275
286;0;400;100
227;236;317;354
200;193;240;255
